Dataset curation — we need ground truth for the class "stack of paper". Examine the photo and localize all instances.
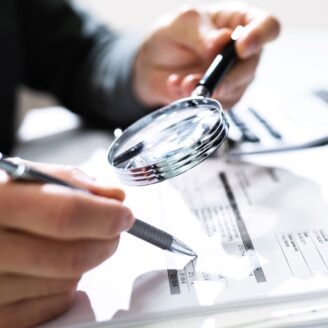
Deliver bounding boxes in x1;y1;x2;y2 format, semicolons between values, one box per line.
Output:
42;148;328;328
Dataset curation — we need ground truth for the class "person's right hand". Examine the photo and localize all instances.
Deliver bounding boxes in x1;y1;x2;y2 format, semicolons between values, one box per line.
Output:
0;162;134;328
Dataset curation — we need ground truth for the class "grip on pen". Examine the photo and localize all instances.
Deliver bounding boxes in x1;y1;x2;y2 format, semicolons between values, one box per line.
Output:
128;219;173;250
194;25;243;97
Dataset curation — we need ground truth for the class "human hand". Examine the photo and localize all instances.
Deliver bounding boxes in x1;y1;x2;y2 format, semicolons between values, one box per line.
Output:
133;2;280;109
0;162;134;327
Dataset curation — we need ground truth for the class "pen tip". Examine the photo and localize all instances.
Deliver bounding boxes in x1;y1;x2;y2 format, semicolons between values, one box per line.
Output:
185;249;198;257
171;238;197;257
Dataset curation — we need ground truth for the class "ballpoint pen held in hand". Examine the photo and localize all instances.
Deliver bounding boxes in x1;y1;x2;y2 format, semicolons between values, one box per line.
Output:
0;28;243;256
0;154;197;257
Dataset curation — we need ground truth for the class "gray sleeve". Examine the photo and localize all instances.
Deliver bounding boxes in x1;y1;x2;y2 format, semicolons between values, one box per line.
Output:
18;0;149;128
68;30;149;128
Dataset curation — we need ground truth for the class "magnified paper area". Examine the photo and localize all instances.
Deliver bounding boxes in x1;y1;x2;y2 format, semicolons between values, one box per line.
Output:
115;104;219;168
42;149;328;327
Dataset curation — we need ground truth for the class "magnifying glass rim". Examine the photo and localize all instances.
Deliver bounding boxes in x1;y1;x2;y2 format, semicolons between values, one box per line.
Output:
108;97;221;166
113;109;226;174
107;96;229;186
108;97;223;166
113;122;228;185
112;110;216;168
116;132;228;186
109;97;212;160
112;117;228;178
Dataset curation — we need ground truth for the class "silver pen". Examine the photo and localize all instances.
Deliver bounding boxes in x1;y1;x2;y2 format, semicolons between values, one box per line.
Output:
0;154;197;257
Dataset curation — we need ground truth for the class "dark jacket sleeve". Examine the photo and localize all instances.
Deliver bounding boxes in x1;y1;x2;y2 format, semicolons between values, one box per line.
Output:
17;0;148;128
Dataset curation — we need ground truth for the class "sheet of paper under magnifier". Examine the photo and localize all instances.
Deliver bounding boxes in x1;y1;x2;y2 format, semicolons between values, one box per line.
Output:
42;149;328;328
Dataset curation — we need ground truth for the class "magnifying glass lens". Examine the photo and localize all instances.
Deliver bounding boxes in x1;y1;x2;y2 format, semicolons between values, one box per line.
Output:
107;28;243;185
114;101;219;168
108;97;228;185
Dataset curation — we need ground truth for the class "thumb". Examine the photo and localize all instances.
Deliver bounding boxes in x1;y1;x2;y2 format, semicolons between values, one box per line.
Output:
201;27;233;61
168;8;232;61
21;161;126;202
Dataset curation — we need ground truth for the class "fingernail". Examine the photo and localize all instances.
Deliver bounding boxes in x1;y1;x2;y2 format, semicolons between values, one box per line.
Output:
122;209;135;231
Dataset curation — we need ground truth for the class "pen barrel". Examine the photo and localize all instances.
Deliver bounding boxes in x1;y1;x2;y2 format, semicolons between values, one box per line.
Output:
195;39;237;97
128;219;173;251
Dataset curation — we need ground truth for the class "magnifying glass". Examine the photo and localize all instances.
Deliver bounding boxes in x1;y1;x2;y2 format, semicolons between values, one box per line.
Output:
108;26;244;186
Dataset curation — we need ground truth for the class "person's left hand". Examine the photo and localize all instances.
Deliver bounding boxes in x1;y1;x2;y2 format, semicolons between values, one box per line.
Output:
133;2;280;109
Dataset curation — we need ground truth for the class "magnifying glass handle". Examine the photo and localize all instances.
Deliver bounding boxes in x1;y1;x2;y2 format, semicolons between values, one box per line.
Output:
193;26;244;98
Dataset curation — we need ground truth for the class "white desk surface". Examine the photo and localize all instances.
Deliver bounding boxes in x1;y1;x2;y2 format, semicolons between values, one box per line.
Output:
13;28;328;328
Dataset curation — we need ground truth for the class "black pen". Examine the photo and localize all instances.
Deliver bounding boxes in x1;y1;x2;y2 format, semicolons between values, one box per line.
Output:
0;154;197;257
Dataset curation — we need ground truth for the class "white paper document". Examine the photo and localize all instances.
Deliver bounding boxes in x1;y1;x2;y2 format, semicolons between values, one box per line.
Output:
226;88;328;156
43;151;328;328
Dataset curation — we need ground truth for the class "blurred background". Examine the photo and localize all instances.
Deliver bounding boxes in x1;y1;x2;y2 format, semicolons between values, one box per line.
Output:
75;0;328;30
18;0;328;145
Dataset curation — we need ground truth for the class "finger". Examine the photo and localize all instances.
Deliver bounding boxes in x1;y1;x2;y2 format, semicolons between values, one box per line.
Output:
164;8;233;64
167;74;184;99
172;44;259;100
46;167;125;202
0;182;134;240
177;53;257;98
0;229;120;278
208;4;280;59
0;292;74;328
215;54;260;99
22;162;126;202
210;2;250;29
166;7;216;60
0;274;78;305
180;74;202;97
217;84;249;110
236;13;280;58
148;64;205;104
